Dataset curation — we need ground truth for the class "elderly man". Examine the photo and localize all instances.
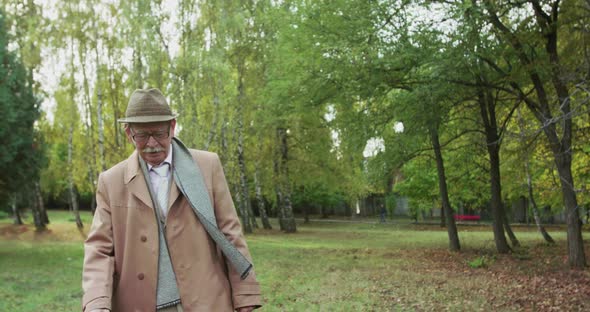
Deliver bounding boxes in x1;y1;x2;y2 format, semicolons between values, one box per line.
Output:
82;88;261;312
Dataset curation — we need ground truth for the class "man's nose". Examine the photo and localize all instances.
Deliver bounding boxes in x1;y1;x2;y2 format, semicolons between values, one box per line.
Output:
146;135;159;146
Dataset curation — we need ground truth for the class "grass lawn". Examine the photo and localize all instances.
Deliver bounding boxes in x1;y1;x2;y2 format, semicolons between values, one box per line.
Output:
1;210;589;311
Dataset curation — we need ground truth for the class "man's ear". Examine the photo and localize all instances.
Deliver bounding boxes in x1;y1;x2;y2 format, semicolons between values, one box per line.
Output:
124;124;134;143
170;119;177;137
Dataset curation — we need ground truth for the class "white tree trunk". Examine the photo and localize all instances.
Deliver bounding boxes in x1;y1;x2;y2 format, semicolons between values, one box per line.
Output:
96;88;106;172
277;127;296;233
69;126;83;229
204;79;221;151
255;167;272;229
34;181;49;225
236;61;254;233
517;107;554;244
80;53;98;214
273;156;285;231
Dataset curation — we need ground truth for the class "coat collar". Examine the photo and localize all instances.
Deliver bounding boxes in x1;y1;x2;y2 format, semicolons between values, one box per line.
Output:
123;150;181;210
124;150;140;185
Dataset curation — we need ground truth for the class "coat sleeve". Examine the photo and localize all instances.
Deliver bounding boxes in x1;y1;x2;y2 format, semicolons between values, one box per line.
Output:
211;153;262;309
82;173;115;311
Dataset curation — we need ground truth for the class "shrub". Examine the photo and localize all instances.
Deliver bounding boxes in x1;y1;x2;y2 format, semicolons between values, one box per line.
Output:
468;256;489;269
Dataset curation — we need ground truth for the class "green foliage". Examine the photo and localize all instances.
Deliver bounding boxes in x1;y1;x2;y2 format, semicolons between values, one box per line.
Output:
3;0;589;224
291;182;346;214
467;255;493;269
0;11;42;208
394;157;438;214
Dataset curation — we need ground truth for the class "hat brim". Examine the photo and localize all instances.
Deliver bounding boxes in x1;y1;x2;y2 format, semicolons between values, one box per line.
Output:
117;114;178;123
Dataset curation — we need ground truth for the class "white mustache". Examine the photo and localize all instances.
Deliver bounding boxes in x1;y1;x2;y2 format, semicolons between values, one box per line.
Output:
142;147;165;153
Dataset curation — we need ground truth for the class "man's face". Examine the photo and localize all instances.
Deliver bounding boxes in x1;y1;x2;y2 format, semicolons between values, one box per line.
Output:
125;120;176;166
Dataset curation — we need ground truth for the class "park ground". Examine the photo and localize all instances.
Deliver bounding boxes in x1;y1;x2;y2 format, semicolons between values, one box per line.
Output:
1;211;590;311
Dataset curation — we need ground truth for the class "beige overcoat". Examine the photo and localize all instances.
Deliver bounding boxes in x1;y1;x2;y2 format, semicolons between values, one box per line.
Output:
82;149;261;312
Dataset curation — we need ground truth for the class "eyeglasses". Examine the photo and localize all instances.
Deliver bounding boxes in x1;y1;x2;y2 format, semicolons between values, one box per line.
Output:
130;128;170;144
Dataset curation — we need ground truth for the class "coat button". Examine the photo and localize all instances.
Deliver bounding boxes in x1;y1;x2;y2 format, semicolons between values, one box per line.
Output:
140;235;147;242
138;273;144;280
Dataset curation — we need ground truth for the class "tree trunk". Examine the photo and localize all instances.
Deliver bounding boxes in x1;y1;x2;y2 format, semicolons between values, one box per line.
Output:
80;55;98;215
220;116;229;165
68;126;83;229
273;155;285;231
556;154;586;267
486;130;510;253
95;46;106;173
429;127;460;251
236;60;254;233
31;202;44;230
221;116;247;230
502;206;520;247
236;137;251;233
477;89;511;253
12;193;23;225
29;186;45;231
277;127;297;233
248;201;258;230
107;47;121;149
133;45;143;89
518;107;554;244
90;196;97;215
254;168;272;229
96;88;106;172
35;182;49;225
319;204;328;219
70;185;83;229
528;170;555;244
204;79;220;151
536;89;585;266
233;183;245;221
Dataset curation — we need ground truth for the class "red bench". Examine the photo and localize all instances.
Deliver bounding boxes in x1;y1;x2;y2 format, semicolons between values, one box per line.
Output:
454;215;481;221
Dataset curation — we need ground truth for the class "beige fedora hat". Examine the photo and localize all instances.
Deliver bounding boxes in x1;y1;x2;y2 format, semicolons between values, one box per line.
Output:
117;88;178;123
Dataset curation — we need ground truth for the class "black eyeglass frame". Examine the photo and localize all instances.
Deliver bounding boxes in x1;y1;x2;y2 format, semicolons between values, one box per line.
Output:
130;128;171;144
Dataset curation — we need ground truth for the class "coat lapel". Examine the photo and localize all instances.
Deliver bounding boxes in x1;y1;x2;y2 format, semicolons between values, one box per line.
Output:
124;151;154;210
168;178;180;209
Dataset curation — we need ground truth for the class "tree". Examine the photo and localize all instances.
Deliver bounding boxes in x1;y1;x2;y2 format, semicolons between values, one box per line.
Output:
471;0;587;267
288;0;464;248
0;10;42;227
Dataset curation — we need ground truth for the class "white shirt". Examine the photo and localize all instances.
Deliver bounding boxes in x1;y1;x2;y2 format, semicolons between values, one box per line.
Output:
147;149;173;215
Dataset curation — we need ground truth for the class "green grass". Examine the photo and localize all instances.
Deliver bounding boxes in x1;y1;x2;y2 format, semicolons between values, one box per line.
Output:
0;241;83;311
0;211;588;311
0;209;94;226
248;222;578;311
